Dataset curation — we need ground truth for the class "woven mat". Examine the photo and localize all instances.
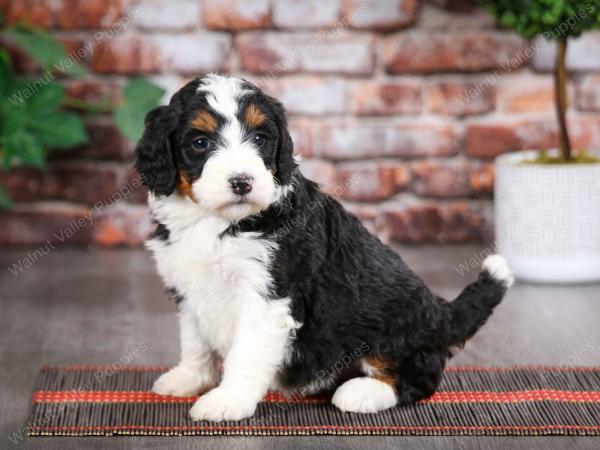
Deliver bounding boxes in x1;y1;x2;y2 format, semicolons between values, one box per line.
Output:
27;366;600;437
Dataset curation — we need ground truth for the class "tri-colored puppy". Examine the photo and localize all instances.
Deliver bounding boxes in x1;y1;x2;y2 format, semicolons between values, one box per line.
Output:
135;74;513;422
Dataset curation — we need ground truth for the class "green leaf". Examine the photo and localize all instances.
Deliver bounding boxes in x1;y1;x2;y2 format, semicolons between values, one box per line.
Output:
54;57;88;77
4;130;44;167
1;104;26;136
25;82;64;114
113;103;147;142
113;78;165;142
0;49;12;98
0;185;12;210
5;27;87;75
481;0;600;38
123;78;166;110
1;136;15;170
27;112;88;149
6;28;65;71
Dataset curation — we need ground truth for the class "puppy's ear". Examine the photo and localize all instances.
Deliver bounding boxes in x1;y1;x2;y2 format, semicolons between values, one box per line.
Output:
135;105;178;197
271;100;296;186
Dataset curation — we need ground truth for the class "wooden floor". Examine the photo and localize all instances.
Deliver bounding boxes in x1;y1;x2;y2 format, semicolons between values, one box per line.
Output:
1;245;599;449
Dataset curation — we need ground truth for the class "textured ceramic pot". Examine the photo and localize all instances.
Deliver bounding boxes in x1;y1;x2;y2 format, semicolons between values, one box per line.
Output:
495;150;600;284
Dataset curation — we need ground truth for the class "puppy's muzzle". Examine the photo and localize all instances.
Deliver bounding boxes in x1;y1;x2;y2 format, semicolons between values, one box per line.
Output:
229;174;254;196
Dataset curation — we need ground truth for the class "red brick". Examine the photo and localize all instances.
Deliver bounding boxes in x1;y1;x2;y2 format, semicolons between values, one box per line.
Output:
288;118;315;158
154;32;231;76
1;35;87;74
64;79;123;110
58;0;123;30
350;80;422;116
381;201;488;243
57;36;90;65
336;162;410;201
50;119;132;161
469;162;494;195
0;168;47;202
499;75;555;113
342;202;378;234
123;168;149;204
384;31;526;74
428;0;479;12
420;3;494;29
466;119;559;158
237;32;375;75
93;203;152;247
91;35;161;74
426;80;495;116
411;160;484;198
3;0;56;27
273;0;341;28
147;33;232;74
576;75;600;112
0;38;39;73
0;202;93;246
271;77;347;115
532;33;600;72
315;121;460;160
203;0;270;30
298;159;337;194
342;0;418;31
134;0;201;31
343;202;378;222
473;117;600;157
43;162;128;205
92;33;230;74
570;117;600;151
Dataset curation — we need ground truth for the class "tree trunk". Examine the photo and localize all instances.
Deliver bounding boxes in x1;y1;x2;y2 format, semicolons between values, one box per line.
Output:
555;38;571;161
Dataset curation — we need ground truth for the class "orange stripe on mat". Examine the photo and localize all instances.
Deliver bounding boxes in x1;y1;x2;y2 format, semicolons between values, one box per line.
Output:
27;424;600;432
31;389;600;404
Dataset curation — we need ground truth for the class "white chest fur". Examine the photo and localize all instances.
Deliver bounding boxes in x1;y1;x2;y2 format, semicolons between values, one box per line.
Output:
146;195;279;356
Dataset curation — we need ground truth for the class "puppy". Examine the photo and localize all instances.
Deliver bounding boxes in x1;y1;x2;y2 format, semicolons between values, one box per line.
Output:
135;74;513;422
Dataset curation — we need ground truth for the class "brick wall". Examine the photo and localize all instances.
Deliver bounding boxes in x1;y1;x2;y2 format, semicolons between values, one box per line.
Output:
2;0;600;247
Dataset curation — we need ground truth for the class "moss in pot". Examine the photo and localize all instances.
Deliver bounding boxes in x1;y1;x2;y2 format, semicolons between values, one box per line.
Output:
482;0;600;283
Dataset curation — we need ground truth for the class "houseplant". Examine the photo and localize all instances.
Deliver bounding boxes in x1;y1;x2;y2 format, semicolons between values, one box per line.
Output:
0;23;164;209
482;0;600;283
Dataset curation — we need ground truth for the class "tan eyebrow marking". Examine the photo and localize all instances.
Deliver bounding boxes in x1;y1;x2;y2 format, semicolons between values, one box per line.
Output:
244;103;266;128
191;110;217;133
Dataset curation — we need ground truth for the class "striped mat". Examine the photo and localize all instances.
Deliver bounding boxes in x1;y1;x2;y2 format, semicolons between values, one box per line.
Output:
27;366;600;437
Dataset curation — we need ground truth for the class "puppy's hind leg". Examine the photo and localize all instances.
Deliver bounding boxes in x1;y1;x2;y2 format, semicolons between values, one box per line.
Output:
332;377;397;413
331;356;398;414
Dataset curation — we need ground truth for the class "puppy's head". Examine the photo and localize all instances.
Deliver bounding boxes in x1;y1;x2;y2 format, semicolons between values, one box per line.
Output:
135;74;296;222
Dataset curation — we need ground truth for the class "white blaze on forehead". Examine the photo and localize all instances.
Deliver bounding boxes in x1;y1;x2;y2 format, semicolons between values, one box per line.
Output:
196;74;252;120
197;74;254;150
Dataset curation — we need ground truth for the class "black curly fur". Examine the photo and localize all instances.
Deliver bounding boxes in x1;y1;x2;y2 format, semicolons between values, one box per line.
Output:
138;75;509;404
231;174;508;402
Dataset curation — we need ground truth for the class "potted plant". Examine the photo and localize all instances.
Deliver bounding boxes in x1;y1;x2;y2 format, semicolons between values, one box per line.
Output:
482;0;600;283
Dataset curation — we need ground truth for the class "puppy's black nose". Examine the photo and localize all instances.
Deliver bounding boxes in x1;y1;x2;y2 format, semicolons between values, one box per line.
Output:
229;175;253;195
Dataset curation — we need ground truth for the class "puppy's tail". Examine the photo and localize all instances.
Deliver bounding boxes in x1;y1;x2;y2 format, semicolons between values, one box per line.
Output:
446;254;513;347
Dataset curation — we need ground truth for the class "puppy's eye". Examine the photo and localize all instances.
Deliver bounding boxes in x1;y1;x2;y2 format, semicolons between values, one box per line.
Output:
252;133;266;147
193;137;210;151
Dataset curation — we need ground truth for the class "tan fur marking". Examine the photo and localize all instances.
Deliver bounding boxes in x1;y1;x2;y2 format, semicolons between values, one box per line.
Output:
363;355;396;387
178;173;197;202
244;103;266;128
191;110;217;133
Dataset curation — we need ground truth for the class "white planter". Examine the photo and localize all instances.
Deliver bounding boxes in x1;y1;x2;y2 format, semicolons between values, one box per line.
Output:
495;150;600;284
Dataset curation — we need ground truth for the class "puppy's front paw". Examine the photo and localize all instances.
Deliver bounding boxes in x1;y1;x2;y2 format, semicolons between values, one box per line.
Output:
189;387;258;422
152;365;217;397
